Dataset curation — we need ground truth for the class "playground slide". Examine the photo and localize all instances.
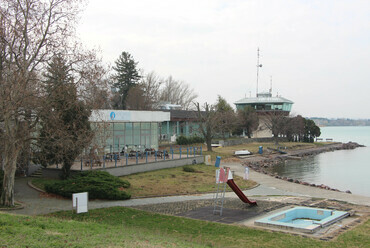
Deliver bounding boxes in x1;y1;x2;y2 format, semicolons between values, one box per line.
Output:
227;179;257;206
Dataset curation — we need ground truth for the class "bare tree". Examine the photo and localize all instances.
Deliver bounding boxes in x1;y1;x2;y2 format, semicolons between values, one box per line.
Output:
141;71;162;109
214;96;237;139
0;0;84;206
125;84;146;110
195;102;218;151
263;111;288;143
237;106;259;138
160;76;198;110
78;51;111;109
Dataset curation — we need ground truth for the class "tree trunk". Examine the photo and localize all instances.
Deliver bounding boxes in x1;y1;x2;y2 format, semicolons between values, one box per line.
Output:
206;137;213;152
62;161;72;179
247;127;252;138
1;147;20;207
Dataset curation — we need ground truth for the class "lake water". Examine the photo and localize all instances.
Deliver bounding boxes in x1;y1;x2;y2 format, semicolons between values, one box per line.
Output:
269;126;370;197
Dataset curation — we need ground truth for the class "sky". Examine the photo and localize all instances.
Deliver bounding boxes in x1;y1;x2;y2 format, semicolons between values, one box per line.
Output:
77;0;370;119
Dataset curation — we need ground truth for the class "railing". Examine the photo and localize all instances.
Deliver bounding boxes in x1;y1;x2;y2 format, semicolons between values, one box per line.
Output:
63;146;203;171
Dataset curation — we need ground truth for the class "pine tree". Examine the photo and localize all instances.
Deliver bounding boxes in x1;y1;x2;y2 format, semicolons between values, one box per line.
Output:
35;55;92;178
112;52;141;109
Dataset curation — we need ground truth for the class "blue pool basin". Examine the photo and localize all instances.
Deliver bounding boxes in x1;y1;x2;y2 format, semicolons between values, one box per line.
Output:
255;206;349;233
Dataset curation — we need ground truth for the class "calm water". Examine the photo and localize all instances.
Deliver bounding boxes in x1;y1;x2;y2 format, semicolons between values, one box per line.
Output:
270;126;370;197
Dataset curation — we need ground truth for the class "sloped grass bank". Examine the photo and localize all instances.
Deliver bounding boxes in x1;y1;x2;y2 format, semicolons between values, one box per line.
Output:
1;207;368;247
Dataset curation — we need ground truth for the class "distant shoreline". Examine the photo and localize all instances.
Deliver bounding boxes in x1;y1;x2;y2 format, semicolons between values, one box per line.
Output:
310;117;370;127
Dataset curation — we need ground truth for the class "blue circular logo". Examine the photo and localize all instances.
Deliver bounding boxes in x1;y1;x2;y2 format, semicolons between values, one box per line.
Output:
110;112;116;120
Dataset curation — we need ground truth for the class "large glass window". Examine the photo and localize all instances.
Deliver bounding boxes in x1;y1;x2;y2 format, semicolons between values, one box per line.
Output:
93;121;160;152
141;123;150;129
125;133;132;146
124;123;133;145
133;123;140;145
114;123;125;131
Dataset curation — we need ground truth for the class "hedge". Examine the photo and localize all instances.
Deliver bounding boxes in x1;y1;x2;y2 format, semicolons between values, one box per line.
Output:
176;136;204;145
44;171;131;200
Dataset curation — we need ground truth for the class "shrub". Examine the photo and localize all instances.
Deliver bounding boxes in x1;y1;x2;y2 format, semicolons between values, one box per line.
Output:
189;136;204;144
44;171;131;200
176;136;204;145
183;165;196;173
176;136;189;145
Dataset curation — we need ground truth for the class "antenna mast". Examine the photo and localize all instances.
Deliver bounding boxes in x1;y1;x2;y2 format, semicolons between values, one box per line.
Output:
270;75;272;95
256;48;262;97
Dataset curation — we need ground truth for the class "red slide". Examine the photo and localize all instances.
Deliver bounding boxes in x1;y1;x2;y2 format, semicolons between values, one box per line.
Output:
227;179;257;206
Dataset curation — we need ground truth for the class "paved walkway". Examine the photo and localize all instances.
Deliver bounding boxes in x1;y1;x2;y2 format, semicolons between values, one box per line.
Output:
3;161;370;216
7;177;300;216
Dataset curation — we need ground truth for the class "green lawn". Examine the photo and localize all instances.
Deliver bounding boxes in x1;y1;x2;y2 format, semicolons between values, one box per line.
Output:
120;164;257;197
1;207;368;247
32;164;257;198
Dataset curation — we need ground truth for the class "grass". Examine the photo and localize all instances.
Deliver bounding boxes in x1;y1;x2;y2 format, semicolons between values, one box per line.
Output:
32;164;257;198
31;178;58;191
120;164;257;197
1;207;368;247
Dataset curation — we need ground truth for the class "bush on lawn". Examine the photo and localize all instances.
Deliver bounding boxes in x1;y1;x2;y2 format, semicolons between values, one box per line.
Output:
176;135;205;145
183;165;196;173
44;171;131;200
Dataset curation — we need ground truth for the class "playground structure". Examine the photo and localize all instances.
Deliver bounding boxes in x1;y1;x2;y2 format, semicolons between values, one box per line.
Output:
213;157;257;216
227;179;257;205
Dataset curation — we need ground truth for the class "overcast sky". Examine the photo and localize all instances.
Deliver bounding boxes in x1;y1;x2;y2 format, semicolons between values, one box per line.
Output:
77;0;370;119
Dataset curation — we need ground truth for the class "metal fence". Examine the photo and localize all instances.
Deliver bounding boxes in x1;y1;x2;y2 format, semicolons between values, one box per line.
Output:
51;146;203;171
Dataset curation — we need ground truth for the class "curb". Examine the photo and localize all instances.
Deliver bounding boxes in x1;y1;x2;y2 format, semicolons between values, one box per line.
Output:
27;180;46;193
0;201;25;210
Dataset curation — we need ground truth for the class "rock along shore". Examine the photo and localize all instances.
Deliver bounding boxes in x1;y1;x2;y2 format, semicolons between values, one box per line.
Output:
242;142;364;194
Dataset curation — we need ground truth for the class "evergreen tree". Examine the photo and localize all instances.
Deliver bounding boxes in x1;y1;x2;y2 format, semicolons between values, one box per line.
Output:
214;96;237;139
112;52;141;109
303;118;321;142
34;55;92;178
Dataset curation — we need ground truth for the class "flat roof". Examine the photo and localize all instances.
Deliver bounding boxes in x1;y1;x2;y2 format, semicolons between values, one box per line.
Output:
234;96;294;105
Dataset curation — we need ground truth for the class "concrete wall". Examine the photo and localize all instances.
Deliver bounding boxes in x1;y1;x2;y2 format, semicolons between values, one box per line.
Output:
42;156;205;179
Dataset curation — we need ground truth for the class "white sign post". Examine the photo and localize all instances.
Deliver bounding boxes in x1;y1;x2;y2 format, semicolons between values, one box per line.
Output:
244;167;249;180
72;192;88;214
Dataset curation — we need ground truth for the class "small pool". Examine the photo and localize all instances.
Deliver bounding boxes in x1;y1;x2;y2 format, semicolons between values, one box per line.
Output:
255;206;349;233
